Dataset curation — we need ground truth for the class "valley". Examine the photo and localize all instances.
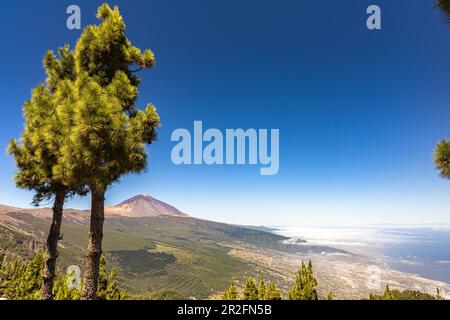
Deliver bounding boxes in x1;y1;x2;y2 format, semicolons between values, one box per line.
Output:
1;194;449;299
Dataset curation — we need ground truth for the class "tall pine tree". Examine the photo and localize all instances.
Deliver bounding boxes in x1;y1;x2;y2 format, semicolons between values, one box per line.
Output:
243;277;258;300
8;46;87;299
257;278;266;300
264;282;282;300
287;260;318;300
222;281;239;300
52;4;159;299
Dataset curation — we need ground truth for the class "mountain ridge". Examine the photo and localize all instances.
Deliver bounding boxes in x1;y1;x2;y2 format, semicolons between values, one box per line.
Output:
1;195;449;299
0;194;189;219
0;193;297;298
105;193;189;218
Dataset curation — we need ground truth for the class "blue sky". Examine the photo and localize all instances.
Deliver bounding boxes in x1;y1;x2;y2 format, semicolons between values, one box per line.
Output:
0;0;449;226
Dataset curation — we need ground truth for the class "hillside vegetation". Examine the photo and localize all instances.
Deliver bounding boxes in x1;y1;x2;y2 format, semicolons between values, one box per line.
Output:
0;207;302;298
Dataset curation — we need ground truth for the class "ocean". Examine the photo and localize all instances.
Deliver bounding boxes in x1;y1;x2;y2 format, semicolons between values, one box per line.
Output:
275;225;450;284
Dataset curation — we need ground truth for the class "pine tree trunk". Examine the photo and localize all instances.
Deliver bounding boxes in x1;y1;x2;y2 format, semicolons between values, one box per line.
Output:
40;190;65;300
81;189;105;300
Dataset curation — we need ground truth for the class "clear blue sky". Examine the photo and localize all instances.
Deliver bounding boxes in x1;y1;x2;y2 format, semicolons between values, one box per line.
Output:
0;0;449;226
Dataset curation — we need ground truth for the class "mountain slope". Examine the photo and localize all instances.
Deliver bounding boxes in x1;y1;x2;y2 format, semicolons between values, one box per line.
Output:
0;194;303;298
105;194;189;218
2;197;449;300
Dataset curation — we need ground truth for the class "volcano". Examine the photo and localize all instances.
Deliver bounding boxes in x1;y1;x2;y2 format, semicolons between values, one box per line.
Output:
105;194;189;218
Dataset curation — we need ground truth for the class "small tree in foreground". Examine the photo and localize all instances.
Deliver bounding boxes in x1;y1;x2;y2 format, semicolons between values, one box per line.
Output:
257;278;266;300
287;260;318;300
0;253;126;300
222;281;239;300
263;282;282;300
0;255;43;300
243;277;258;300
369;286;438;300
97;256;127;300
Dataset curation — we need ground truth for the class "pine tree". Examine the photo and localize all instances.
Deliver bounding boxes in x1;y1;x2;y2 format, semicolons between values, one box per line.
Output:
0;254;43;300
384;286;394;300
0;253;126;300
437;0;450;23
257;278;266;300
96;256;127;300
53;271;81;300
264;282;282;300
222;281;239;300
369;286;395;300
287;259;318;300
243;277;259;300
433;139;450;179
369;287;438;300
51;4;159;300
8;46;87;299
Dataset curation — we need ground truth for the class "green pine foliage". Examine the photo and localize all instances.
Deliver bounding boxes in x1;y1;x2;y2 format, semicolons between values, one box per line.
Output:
0;253;126;300
52;70;159;191
221;278;281;300
243;277;259;300
74;4;155;90
59;6;159;299
52;272;81;300
369;286;439;300
8;46;87;205
287;260;318;300
218;260;443;301
433;139;450;179
263;282;282;300
222;281;239;300
8;31;89;301
257;278;266;300
0;254;43;300
97;256;127;300
10;3;161;299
